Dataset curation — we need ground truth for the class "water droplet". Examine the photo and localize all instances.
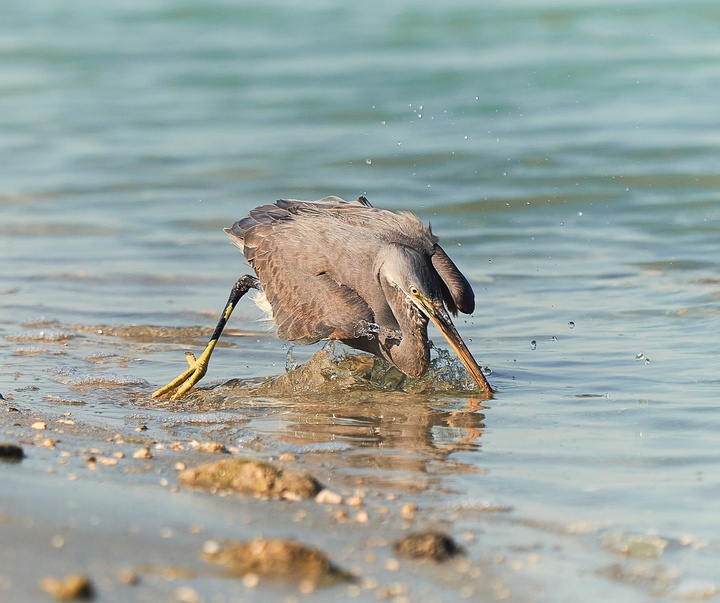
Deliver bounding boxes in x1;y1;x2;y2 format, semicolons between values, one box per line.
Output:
644;358;651;365
550;336;558;342
568;321;575;329
636;352;645;360
481;366;492;376
464;135;468;140
380;120;386;125
366;158;372;165
530;340;537;351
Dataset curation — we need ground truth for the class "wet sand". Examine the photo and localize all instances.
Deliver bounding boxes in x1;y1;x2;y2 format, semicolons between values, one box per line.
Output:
0;331;523;603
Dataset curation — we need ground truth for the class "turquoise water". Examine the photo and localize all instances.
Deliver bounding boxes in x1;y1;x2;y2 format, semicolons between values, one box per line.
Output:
2;1;720;600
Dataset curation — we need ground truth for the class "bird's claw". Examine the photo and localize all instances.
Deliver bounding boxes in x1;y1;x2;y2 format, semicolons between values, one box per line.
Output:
354;320;380;339
151;350;210;400
354;320;403;341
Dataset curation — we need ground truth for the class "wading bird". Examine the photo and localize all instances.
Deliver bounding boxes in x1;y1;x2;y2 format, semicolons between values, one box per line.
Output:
152;196;493;399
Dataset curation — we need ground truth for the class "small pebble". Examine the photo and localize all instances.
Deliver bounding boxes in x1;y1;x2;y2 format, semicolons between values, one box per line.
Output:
31;421;47;430
51;535;65;549
346;495;363;507
132;447;153;460
117;569;139;586
96;457;118;466
242;573;260;588
400;502;417;520
299;578;316;594
173;586;199;603
316;489;343;505
354;511;369;524
202;540;221;555
39;573;94;600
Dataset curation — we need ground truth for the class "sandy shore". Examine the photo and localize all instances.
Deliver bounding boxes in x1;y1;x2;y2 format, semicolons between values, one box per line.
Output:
0;354;523;603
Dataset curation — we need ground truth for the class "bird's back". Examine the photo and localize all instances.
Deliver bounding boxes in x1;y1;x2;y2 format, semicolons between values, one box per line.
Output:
226;196;436;254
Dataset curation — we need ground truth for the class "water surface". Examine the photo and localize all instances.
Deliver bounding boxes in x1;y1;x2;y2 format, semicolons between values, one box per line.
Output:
2;1;720;601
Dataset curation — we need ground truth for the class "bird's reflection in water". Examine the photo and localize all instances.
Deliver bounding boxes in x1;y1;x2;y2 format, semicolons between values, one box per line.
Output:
282;396;486;453
280;397;487;489
202;350;491;486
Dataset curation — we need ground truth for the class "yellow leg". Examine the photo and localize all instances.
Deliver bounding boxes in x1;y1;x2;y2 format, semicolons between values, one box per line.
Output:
151;275;260;400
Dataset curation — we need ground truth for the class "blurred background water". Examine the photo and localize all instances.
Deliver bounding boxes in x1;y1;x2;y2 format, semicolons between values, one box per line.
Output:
2;0;720;600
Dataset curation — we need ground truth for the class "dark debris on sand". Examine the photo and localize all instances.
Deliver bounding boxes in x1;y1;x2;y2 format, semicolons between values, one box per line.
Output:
393;531;465;562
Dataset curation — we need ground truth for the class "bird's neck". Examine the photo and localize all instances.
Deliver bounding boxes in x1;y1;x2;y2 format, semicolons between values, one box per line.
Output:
379;298;430;380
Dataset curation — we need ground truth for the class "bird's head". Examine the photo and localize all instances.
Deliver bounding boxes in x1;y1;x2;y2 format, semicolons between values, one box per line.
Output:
375;244;492;393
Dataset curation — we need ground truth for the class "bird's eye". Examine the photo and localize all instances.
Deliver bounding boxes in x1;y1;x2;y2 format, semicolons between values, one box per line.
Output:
410;286;419;295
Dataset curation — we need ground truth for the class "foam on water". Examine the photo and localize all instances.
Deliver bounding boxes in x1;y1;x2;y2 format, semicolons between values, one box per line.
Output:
50;365;149;387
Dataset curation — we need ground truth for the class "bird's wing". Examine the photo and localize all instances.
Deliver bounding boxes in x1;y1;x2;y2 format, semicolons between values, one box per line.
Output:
432;245;475;315
227;203;375;344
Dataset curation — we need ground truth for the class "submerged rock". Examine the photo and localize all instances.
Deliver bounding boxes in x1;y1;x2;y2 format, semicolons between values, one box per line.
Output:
603;533;669;559
203;538;351;586
178;457;321;500
393;531;464;562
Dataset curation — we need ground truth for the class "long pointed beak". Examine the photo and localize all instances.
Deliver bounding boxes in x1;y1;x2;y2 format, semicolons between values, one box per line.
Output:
418;296;493;396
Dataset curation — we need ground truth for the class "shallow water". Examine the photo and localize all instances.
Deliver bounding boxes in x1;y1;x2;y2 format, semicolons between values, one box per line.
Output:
2;0;720;600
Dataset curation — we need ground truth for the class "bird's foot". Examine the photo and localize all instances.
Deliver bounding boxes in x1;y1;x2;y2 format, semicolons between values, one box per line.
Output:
354;320;379;339
354;320;402;341
151;349;211;400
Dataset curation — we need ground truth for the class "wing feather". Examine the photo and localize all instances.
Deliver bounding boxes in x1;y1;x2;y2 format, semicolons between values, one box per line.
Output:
431;245;475;315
